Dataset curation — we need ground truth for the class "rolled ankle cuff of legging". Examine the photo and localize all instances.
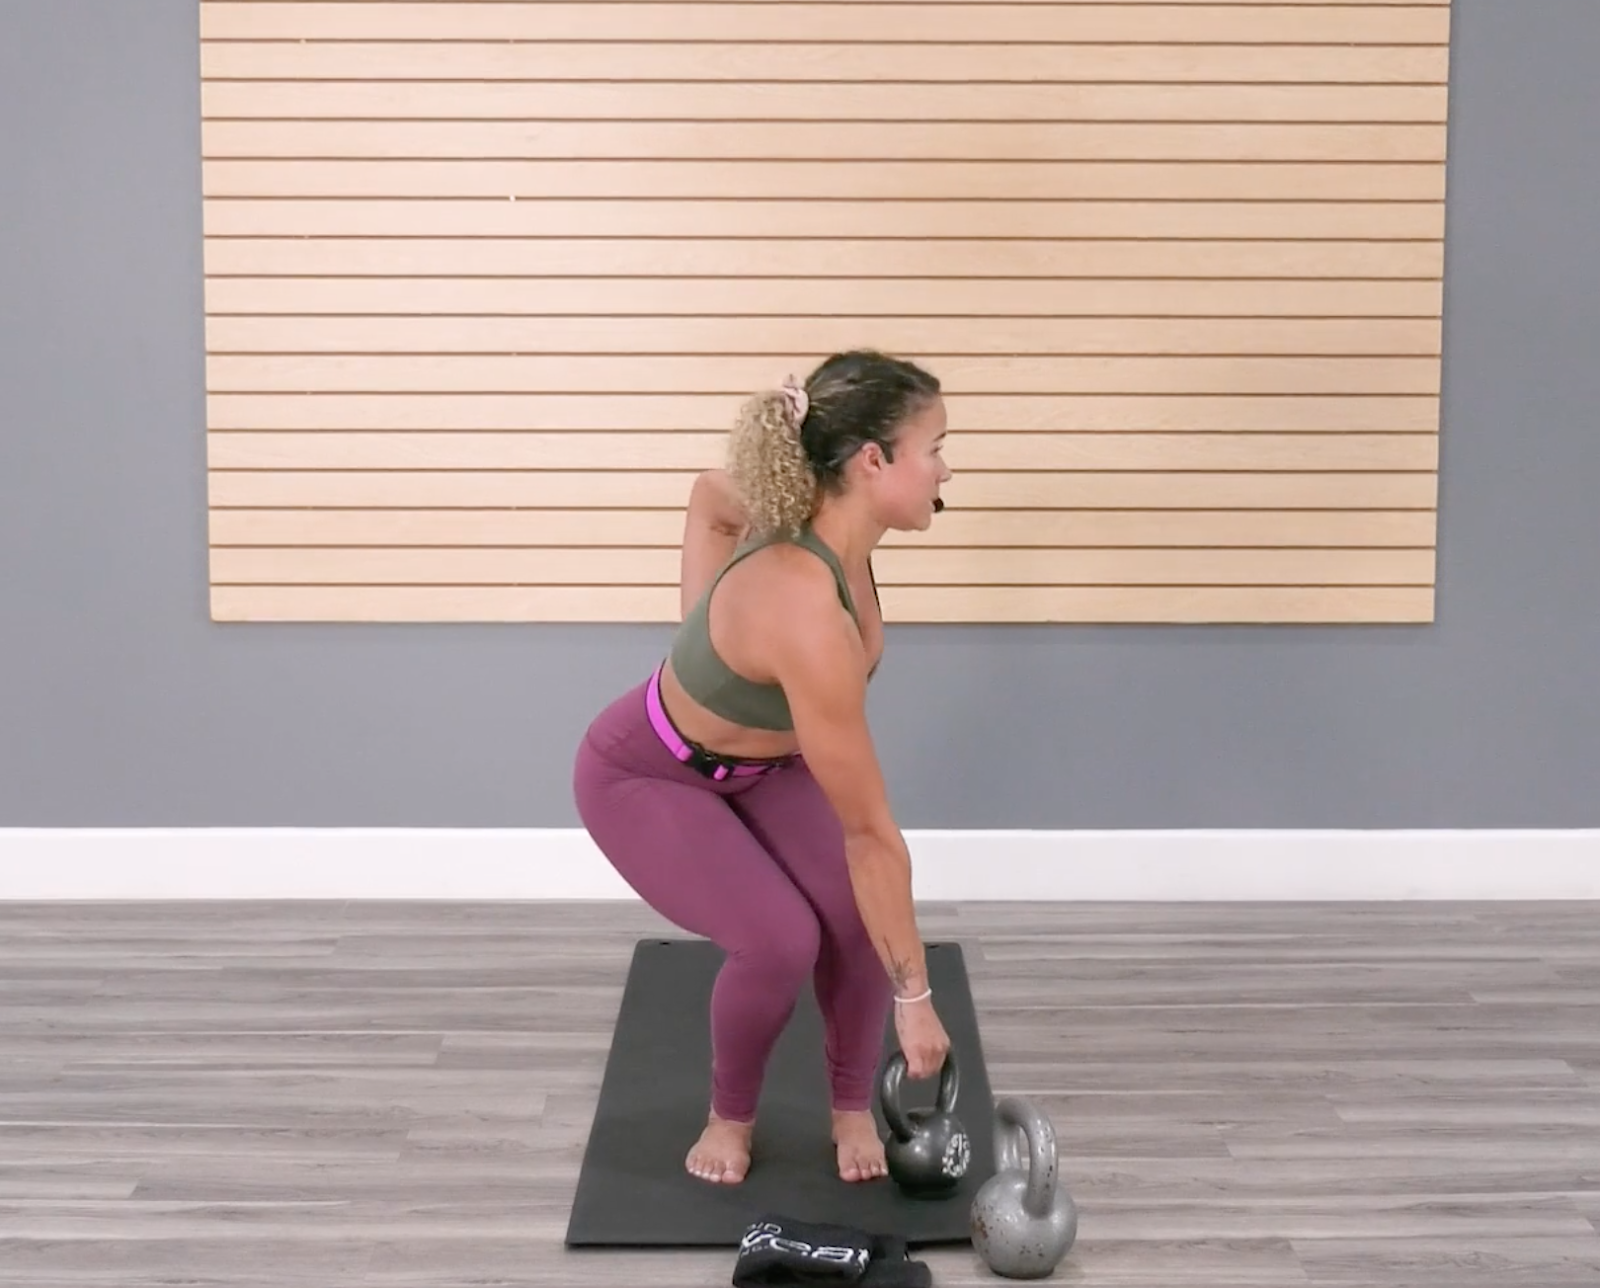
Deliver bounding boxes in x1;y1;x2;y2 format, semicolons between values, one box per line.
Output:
712;1090;758;1123
828;1077;875;1112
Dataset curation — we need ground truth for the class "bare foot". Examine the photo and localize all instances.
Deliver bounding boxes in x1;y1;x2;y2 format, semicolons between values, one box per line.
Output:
831;1109;888;1183
685;1112;754;1184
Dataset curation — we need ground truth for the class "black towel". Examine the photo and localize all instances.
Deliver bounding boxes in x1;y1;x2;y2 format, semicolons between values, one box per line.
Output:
732;1215;933;1288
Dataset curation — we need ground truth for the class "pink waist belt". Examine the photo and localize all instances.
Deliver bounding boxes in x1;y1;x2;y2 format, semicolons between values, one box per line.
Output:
645;663;794;780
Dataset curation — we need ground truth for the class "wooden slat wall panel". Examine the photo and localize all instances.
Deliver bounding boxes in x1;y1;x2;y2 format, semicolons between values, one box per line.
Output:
202;84;1452;123
199;4;1450;42
206;318;1446;356
209;586;1436;624
205;394;1442;432
203;121;1452;161
204;201;1448;239
208;509;1440;548
201;0;1448;6
204;240;1445;277
199;0;1452;624
208;432;1439;471
204;280;1446;317
208;472;1439;511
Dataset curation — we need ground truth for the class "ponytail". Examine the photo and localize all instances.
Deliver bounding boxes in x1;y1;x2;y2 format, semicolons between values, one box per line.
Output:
724;351;941;538
725;385;818;539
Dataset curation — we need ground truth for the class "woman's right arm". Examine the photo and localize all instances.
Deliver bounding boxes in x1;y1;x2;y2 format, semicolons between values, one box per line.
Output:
760;559;951;1076
679;469;749;618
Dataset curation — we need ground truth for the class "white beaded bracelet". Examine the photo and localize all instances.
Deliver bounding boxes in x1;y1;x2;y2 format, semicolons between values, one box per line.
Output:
893;987;932;1005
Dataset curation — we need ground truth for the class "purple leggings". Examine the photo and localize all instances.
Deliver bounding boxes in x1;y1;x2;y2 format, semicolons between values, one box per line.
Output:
572;673;892;1122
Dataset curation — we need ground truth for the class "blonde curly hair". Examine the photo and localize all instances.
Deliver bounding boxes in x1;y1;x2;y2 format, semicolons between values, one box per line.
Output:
726;349;941;539
725;386;816;539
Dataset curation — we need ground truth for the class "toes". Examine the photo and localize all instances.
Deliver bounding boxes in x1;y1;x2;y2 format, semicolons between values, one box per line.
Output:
687;1153;746;1184
839;1148;888;1183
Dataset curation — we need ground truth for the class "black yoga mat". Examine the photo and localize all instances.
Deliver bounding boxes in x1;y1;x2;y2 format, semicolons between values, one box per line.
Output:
564;938;996;1248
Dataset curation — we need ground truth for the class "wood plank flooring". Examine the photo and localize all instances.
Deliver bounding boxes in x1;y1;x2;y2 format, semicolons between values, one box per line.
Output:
1;900;1598;1285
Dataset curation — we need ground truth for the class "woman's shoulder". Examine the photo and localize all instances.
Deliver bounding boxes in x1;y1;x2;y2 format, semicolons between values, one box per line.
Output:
735;531;839;589
730;542;857;658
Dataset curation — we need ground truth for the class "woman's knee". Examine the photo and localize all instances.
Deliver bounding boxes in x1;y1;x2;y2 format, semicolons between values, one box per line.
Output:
730;911;822;985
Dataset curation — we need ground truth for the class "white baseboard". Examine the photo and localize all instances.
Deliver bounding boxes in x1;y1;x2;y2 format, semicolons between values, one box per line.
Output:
1;829;1597;901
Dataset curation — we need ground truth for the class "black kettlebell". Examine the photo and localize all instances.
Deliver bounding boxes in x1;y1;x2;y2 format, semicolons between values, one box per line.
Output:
878;1048;971;1197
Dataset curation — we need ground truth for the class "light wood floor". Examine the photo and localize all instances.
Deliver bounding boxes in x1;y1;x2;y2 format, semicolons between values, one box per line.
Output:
2;899;1598;1285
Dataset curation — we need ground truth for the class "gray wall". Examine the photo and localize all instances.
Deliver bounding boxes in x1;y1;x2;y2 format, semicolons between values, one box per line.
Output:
4;0;1597;830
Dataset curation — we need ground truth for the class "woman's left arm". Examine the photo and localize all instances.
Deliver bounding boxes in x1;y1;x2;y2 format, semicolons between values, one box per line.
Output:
679;469;749;618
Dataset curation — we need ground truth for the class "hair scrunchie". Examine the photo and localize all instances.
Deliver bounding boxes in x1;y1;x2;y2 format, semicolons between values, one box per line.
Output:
779;376;809;430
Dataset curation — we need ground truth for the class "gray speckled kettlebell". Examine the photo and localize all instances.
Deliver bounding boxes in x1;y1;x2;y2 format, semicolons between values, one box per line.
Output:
970;1097;1077;1279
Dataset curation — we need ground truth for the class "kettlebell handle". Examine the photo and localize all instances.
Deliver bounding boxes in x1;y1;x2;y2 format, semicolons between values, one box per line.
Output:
993;1095;1058;1220
879;1049;961;1142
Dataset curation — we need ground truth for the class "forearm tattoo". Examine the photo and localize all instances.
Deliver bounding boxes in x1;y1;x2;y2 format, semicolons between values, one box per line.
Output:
884;940;920;992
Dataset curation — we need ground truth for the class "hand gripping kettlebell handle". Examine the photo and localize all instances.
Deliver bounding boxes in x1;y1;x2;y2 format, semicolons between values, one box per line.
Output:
993;1095;1058;1220
879;1049;961;1143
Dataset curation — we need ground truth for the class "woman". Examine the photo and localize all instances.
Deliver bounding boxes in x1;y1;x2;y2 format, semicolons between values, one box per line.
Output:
571;349;954;1187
